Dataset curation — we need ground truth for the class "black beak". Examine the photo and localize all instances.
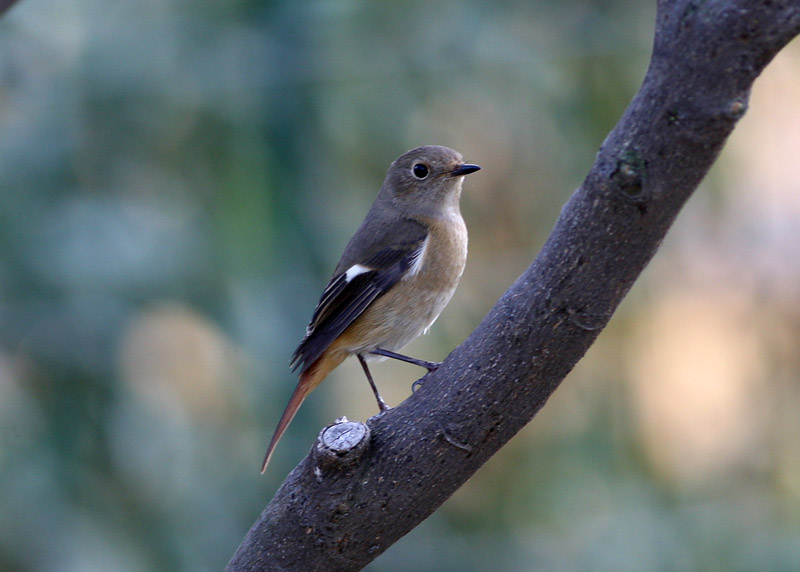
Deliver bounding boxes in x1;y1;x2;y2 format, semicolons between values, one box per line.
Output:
450;163;481;177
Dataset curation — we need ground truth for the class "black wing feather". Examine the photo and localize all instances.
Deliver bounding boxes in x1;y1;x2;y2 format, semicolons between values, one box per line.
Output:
291;238;425;374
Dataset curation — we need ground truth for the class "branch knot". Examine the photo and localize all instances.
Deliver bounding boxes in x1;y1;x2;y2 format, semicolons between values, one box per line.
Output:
313;418;371;471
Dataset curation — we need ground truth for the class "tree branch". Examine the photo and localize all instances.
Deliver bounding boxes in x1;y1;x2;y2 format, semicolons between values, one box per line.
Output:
228;2;800;571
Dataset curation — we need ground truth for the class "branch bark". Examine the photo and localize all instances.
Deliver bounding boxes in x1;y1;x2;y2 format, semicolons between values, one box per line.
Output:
228;2;800;570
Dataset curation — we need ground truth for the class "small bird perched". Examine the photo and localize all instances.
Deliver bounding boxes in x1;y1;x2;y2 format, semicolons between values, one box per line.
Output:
261;145;480;473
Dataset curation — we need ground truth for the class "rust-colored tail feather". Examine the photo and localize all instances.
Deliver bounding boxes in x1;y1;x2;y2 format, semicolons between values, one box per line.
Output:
261;351;344;473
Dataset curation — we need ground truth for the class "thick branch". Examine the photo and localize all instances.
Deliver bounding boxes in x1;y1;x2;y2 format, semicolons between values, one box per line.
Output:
228;2;800;571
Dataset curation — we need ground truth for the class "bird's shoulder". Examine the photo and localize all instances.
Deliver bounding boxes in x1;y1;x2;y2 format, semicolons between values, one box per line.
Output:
334;212;429;274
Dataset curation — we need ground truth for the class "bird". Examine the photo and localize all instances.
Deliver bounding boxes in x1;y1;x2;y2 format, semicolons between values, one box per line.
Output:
261;145;480;473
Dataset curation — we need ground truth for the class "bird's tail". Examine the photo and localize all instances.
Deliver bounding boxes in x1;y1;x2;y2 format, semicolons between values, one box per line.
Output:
260;352;344;473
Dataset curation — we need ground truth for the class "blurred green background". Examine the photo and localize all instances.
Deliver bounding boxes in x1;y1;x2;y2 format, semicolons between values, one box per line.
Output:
2;1;800;570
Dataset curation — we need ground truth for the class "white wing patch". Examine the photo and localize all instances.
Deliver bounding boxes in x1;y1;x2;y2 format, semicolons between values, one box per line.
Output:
344;263;372;282
405;236;429;279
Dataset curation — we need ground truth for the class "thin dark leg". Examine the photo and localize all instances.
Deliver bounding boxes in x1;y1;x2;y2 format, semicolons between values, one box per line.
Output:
357;354;390;412
369;347;441;372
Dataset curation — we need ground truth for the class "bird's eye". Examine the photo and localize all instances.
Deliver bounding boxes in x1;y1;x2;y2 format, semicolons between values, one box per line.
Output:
412;163;429;179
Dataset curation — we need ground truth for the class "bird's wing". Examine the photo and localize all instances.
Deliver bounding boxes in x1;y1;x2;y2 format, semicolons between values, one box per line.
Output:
290;228;428;374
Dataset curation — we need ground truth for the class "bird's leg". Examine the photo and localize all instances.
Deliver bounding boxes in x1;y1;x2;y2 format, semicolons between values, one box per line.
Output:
357;354;391;412
370;347;441;372
370;347;441;394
